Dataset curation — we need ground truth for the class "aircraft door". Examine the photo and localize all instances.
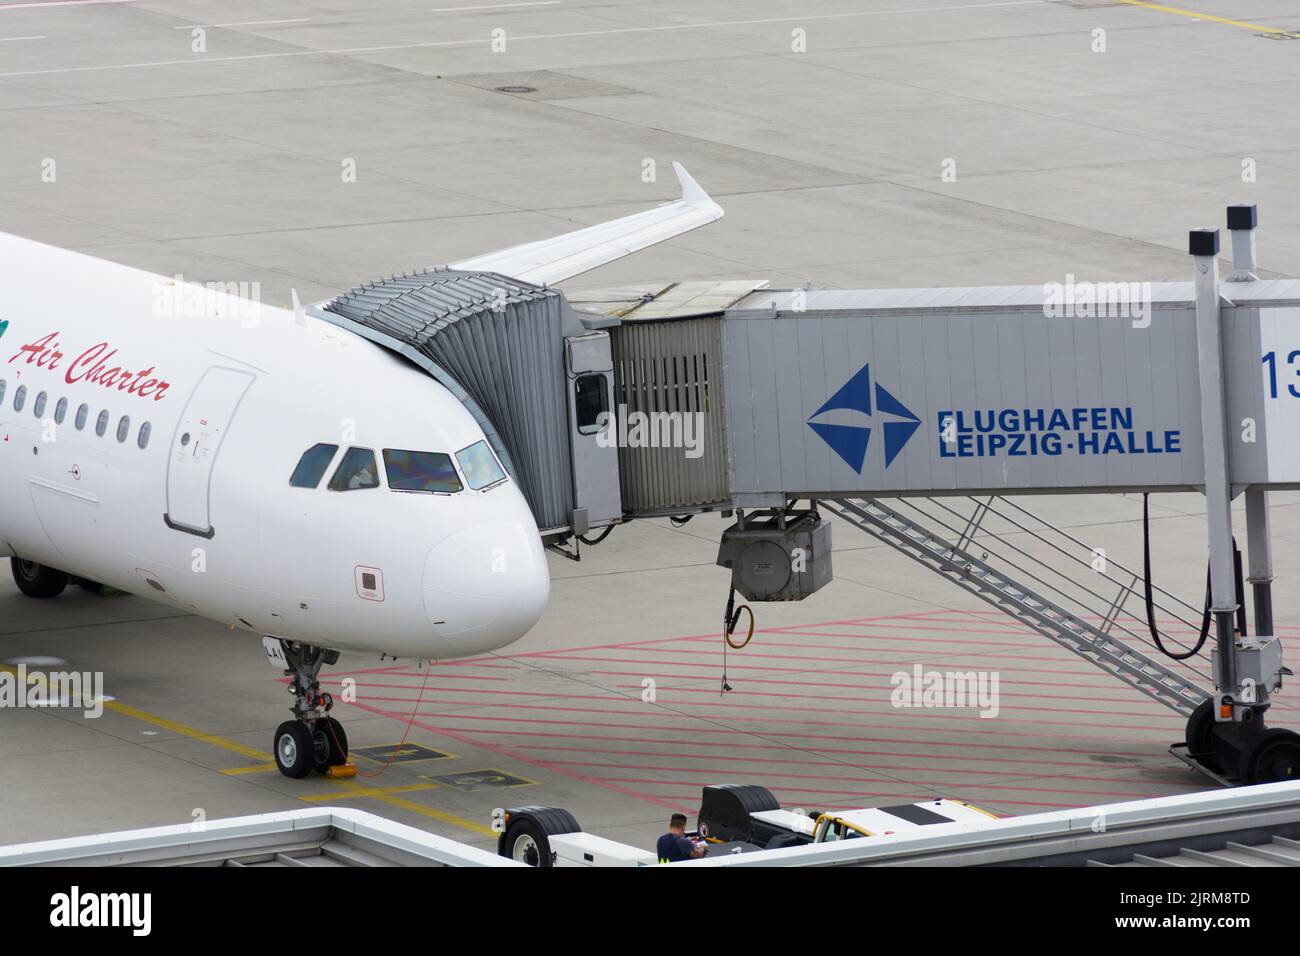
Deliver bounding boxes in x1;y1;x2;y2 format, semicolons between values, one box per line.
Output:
165;366;256;538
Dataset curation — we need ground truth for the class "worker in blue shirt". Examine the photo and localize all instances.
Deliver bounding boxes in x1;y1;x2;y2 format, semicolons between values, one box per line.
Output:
656;813;705;863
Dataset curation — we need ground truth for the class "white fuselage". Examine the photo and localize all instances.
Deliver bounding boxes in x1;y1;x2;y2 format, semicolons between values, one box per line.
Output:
0;234;550;659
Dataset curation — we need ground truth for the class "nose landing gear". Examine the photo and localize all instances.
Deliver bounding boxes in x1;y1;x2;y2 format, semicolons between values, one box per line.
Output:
269;640;351;779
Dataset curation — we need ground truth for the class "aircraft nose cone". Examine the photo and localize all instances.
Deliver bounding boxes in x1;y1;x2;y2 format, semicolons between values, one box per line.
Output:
424;520;549;656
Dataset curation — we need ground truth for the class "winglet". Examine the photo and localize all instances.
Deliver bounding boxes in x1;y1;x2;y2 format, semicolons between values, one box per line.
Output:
291;288;307;325
673;161;717;212
449;163;725;286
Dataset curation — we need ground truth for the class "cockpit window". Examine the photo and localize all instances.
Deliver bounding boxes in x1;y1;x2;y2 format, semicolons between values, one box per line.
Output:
290;443;339;488
328;447;380;491
456;440;507;490
383;449;462;494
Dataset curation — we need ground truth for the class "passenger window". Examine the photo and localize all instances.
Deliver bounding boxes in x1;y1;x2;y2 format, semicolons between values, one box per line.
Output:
328;447;380;491
75;403;89;431
116;415;130;443
138;422;152;450
95;410;109;437
290;443;339;488
383;449;462;494
33;391;46;419
13;385;26;412
0;380;6;406
455;440;507;490
54;397;67;424
574;374;609;436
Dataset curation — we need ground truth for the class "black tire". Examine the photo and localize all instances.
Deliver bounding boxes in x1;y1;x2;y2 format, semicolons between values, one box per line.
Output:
312;716;348;770
503;818;553;867
75;578;104;594
1184;699;1223;774
273;721;315;779
498;807;581;867
1240;728;1300;785
11;558;70;599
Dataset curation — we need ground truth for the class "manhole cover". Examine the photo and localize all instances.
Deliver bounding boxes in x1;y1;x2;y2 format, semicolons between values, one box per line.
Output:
494;85;538;93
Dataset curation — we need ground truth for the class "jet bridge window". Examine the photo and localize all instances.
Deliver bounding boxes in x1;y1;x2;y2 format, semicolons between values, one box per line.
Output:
290;443;339;488
455;440;506;491
574;374;609;435
383;449;463;494
328;447;380;492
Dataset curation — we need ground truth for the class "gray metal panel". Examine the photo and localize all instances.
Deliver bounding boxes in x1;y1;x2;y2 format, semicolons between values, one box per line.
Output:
323;269;576;532
724;304;1207;497
1226;306;1268;484
732;279;1300;316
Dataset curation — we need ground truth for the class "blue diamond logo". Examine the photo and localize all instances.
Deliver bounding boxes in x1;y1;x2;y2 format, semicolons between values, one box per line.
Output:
808;363;919;473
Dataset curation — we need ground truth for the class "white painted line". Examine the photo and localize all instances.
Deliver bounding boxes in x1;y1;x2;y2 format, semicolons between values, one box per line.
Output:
0;33;44;40
431;1;560;10
172;18;312;30
0;1;1045;78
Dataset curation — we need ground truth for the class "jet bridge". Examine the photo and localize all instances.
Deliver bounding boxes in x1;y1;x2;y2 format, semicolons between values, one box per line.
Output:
324;204;1299;786
589;204;1297;786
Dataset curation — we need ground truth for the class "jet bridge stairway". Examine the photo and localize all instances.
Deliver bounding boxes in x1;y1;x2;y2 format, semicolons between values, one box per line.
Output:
818;496;1211;717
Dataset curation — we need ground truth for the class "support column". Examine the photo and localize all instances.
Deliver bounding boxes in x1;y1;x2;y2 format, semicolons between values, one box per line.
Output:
1246;489;1274;636
1190;228;1239;711
1225;204;1275;638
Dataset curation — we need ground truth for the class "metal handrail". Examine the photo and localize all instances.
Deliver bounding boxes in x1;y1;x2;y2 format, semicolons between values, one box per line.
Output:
890;496;1209;669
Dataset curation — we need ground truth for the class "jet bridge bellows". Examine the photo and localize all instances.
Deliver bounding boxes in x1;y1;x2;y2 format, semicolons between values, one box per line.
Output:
322;268;620;535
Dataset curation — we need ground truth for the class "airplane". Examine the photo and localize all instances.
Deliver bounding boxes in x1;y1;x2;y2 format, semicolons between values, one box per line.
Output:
0;163;724;778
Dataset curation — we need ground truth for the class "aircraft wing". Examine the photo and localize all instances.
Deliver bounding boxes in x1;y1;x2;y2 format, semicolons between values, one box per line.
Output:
449;162;723;286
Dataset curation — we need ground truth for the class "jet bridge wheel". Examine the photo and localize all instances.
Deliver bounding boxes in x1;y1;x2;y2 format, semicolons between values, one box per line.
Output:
1239;728;1300;785
1183;699;1223;774
10;558;70;599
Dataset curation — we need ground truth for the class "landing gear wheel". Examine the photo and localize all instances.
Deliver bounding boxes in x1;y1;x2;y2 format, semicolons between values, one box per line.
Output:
1239;728;1300;785
74;578;104;594
11;558;70;599
1184;699;1223;774
273;721;315;779
312;717;348;770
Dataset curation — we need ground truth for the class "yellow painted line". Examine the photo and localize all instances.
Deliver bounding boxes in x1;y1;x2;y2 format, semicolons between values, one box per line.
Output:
7;665;496;837
94;694;496;837
365;792;498;837
1112;0;1296;36
300;782;437;802
103;700;271;762
221;763;279;776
